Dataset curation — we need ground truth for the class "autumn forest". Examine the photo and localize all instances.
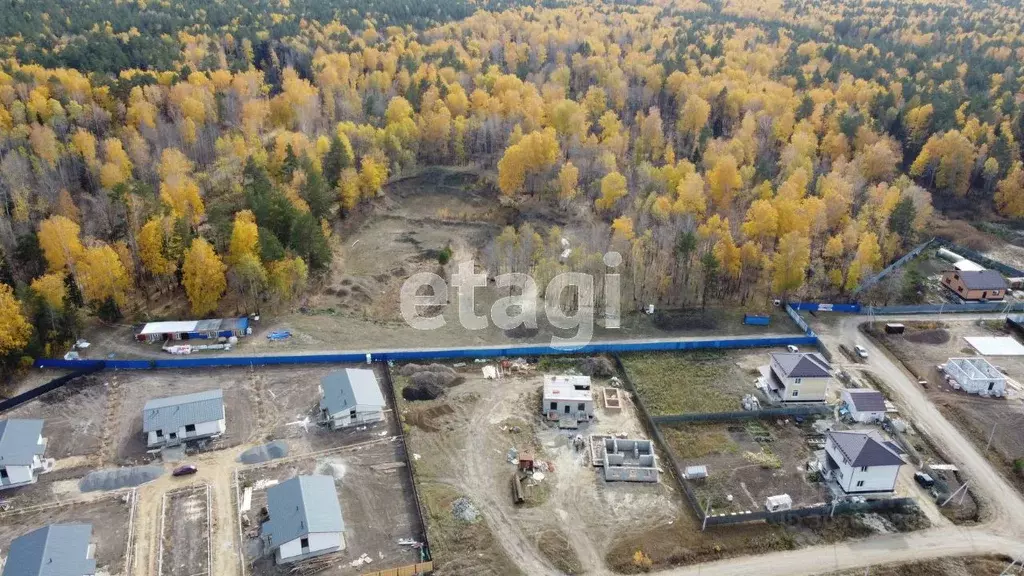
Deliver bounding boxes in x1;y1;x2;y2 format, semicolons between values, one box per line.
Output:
0;0;1023;372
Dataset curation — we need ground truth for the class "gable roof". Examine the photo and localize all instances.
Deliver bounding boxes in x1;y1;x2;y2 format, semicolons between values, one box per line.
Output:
844;389;886;412
264;476;344;548
142;389;224;433
319;369;385;416
2;524;96;576
955;269;1007;291
828;431;904;467
770;352;831;378
0;419;46;467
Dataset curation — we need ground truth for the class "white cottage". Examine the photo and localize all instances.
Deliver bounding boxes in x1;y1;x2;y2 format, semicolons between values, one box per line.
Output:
841;389;887;423
263;475;345;564
822;431;903;494
0;419;50;491
319;369;386;430
142;389;225;448
762;352;832;403
542;375;594;422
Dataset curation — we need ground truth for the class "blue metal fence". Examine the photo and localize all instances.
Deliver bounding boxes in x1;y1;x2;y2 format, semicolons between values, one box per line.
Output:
788;302;863;313
36;336;819;371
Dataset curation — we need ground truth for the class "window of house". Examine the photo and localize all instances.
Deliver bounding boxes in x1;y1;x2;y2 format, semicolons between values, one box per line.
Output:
550;402;557;410
185;424;196;433
0;469;7;480
958;286;963;293
577;403;585;411
860;466;868;472
156;429;163;437
954;274;959;280
300;537;309;549
169;432;177;439
349;408;357;419
856;480;865;487
794;378;801;384
792;390;799;397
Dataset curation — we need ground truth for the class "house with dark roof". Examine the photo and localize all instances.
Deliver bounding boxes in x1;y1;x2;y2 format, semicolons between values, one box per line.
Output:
142;389;225;448
840;389;887;423
2;523;96;576
760;352;832;403
263;475;345;564
942;269;1007;301
822;431;904;494
0;419;51;491
319;369;385;430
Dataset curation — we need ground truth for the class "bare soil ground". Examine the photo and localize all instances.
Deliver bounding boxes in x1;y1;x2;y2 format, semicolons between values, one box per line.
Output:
662;421;828;513
3;373;108;460
114;369;259;464
620;348;781;416
238;440;421;576
866;321;1024;495
0;492;134;575
160;484;210;576
825;554;1021;575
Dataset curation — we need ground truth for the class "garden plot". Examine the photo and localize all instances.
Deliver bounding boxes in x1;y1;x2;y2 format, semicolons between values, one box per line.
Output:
662;421;828;515
0;493;134;576
237;440;420;576
114;369;258;463
160;484;211;576
621;348;781;415
865;320;1024;495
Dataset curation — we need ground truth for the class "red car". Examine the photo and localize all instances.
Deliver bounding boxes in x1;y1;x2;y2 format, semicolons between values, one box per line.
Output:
172;464;198;477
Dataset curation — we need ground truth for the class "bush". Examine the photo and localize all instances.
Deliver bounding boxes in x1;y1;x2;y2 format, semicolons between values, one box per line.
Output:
438;246;453;265
1014;458;1024;476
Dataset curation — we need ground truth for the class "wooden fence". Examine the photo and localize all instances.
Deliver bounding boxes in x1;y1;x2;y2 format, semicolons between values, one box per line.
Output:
361;561;434;576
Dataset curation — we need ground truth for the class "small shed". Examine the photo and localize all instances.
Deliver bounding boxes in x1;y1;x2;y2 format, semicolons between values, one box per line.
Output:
765;494;793;512
884;323;905;335
683;465;708;480
518;451;535;472
841;389;887;423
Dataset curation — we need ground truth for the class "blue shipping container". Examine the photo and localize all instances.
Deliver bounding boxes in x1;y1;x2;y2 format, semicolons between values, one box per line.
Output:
743;314;771;326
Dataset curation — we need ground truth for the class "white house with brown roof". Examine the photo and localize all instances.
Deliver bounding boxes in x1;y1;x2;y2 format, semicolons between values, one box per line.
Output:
821;431;904;494
761;352;832;403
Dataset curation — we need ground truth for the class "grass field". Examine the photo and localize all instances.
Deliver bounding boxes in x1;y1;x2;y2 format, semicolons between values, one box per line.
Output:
621;351;757;415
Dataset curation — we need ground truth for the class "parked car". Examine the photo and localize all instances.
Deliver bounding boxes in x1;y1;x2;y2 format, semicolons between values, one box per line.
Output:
786;345;799;353
172;464;198;477
854;345;868;359
914;472;935;488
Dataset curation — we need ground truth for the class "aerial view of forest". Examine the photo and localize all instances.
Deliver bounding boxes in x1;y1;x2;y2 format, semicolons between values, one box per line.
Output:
0;0;1023;370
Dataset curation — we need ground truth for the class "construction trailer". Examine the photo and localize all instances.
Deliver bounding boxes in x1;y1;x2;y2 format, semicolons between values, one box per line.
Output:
136;317;250;343
944;357;1007;397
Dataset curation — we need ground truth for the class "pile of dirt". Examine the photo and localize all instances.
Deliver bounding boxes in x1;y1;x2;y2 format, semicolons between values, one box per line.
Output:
451;497;479;522
577;356;615;378
401;363;463;401
399;363;456;377
238;441;289;464
903;329;951;345
79;466;163;492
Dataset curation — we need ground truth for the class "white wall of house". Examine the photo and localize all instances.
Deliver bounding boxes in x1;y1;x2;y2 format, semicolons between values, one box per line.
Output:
825;437;900;493
543;398;594;421
147;418;226;447
840;391;885;423
275;532;344;564
325;405;384;429
0;464;36;489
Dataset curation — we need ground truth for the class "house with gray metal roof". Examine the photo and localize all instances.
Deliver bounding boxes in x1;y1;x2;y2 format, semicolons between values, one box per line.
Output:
821;431;903;494
2;523;96;576
0;419;51;491
319;369;385;430
760;352;832;404
262;475;345;564
142;389;225;448
840;389;887;423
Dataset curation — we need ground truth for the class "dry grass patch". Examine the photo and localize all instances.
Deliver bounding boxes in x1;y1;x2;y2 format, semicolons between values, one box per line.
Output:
622;351;740;415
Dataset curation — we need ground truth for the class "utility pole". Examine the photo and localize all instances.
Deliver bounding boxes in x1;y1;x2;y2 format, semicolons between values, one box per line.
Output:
985;422;997;453
701;498;712;532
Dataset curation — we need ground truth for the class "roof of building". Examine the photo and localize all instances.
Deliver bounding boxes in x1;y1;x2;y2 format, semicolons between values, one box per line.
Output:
264;476;344;548
844;389;886;413
770;352;831;378
828;431;904;467
543;374;593;403
0;419;45;467
953;269;1007;290
2;524;96;576
952;260;986;272
138;321;199;335
142;389;224;433
138;317;249;336
319;369;385;416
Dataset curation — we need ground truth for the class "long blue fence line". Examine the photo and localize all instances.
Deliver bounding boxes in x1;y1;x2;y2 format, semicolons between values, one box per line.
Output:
35;335;819;371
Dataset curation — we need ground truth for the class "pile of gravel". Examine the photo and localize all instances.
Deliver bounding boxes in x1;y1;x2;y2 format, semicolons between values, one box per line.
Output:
451;497;479;522
238;441;289;464
79;466;164;492
577;356;615;378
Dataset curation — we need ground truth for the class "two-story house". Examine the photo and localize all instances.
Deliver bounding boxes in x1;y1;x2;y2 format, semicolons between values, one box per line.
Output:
319;369;386;430
542;375;594;422
762;352;832;403
142;389;225;449
3;523;96;576
822;431;904;494
263;475;345;564
0;419;50;491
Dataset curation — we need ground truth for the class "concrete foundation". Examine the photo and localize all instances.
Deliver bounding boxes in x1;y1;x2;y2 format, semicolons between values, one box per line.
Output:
602;438;658;482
